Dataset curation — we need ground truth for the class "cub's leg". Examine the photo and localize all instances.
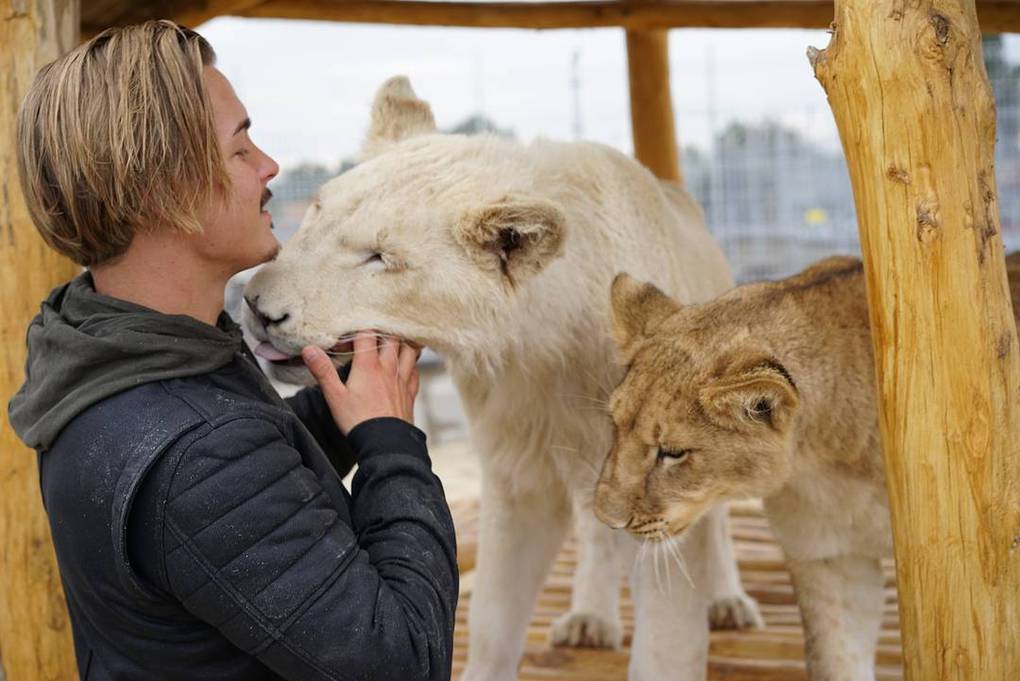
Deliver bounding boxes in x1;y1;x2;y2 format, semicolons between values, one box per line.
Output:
787;554;885;681
550;494;631;649
460;463;571;681
704;504;764;630
628;517;712;681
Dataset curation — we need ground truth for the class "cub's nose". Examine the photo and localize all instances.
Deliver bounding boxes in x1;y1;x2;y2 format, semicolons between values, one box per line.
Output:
245;295;291;329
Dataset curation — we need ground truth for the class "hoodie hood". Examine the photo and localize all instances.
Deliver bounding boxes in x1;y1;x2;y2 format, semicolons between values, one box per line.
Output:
9;272;245;451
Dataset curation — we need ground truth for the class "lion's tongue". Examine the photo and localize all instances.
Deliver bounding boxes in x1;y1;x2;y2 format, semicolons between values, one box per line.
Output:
253;342;294;361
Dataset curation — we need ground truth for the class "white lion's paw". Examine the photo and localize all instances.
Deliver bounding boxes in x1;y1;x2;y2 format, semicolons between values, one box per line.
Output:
708;593;765;630
549;611;623;649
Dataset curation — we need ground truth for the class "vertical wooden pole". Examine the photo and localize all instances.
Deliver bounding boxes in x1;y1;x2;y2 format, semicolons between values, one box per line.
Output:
626;29;683;183
811;1;1020;679
1;1;81;680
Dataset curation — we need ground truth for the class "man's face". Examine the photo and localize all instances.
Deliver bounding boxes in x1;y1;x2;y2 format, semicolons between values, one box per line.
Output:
193;66;280;275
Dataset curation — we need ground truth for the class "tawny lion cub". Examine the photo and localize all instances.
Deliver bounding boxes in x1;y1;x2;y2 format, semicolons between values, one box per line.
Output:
594;254;1020;681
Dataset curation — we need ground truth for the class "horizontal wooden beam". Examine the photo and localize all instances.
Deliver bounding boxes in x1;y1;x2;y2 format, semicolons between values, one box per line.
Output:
231;0;1020;32
237;0;832;29
175;0;269;31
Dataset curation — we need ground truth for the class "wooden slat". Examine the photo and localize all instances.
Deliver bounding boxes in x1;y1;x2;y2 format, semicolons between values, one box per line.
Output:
0;2;82;680
450;500;903;680
812;1;1020;678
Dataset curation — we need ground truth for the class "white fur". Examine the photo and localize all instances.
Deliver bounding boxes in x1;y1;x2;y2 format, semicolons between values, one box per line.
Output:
244;76;755;681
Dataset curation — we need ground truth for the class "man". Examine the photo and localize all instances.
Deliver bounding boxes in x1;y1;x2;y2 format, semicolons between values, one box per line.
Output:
8;20;457;681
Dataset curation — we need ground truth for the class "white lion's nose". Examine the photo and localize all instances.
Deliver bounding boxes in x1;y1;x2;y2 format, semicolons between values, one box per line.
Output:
245;295;291;329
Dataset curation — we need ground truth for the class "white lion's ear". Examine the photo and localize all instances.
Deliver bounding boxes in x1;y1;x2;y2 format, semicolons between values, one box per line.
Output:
455;195;566;287
609;274;680;355
360;76;438;160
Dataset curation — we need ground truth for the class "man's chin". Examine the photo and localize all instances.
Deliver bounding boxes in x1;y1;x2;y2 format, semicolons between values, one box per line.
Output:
234;239;281;274
258;237;281;264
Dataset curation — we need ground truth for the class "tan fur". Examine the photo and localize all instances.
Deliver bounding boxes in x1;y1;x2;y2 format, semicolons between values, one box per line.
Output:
596;253;1020;681
244;76;758;681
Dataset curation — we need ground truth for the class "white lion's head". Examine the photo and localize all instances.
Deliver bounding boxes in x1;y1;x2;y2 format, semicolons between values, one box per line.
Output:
243;76;568;384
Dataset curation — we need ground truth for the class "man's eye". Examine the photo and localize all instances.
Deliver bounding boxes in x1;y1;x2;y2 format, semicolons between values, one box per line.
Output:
657;448;691;462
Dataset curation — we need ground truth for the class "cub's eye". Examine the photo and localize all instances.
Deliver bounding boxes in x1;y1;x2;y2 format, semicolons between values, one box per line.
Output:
657;448;691;463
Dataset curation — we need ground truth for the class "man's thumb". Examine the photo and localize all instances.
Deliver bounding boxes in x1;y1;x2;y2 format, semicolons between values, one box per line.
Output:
302;346;346;404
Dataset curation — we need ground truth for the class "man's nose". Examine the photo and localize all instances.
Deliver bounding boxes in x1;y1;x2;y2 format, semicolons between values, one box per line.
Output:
261;148;280;183
245;295;290;328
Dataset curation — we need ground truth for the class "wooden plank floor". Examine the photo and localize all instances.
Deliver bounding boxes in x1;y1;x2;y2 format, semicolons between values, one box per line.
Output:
449;500;903;681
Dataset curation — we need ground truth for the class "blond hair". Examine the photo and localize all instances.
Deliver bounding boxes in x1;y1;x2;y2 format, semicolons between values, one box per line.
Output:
16;20;227;266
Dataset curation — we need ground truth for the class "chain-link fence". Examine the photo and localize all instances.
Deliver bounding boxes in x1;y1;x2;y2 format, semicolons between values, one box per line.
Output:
684;37;1020;283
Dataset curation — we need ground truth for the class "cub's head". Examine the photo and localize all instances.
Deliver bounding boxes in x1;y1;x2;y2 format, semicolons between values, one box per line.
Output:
243;76;566;383
594;274;800;541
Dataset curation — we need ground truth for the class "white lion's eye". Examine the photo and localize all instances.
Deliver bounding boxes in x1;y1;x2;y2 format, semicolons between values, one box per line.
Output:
361;252;387;271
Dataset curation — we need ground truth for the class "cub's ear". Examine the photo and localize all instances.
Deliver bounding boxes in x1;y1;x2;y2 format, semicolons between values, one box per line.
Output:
455;195;566;286
609;273;680;354
360;76;438;160
699;356;799;433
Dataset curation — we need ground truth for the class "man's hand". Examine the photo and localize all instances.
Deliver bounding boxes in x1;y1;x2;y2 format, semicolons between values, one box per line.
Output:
302;332;420;435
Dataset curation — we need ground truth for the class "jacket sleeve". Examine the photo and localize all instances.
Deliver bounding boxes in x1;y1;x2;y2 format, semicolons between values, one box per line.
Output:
284;385;357;478
158;416;458;681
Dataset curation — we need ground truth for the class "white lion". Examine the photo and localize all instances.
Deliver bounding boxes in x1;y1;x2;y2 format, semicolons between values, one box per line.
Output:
243;76;761;681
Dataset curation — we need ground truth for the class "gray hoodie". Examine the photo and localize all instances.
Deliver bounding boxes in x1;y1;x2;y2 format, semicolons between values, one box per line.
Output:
9;272;245;451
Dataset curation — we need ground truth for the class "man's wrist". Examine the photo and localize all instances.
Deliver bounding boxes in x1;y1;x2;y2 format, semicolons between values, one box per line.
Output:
346;417;428;463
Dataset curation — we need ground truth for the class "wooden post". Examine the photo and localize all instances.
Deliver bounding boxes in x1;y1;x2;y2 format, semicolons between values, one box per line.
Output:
626;29;682;183
1;1;81;680
811;2;1020;679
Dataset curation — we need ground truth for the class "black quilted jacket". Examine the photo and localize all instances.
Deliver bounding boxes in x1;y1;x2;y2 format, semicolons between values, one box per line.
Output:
10;275;458;681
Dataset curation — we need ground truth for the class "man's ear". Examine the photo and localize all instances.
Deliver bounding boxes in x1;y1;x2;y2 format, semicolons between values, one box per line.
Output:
360;76;437;160
454;195;566;287
609;273;681;356
698;355;799;433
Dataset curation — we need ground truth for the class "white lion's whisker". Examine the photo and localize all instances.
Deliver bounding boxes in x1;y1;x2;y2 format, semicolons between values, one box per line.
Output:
548;445;602;477
558;393;611;407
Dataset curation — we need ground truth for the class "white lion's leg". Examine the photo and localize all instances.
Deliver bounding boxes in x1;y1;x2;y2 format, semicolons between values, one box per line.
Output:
628;518;711;681
704;503;763;630
788;554;885;681
460;466;571;681
549;495;631;649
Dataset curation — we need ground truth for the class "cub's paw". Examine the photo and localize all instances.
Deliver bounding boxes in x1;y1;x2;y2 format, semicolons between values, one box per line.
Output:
549;611;623;649
709;594;765;630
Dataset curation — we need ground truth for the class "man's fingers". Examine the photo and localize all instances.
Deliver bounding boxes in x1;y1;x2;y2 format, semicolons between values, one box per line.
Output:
301;346;347;407
379;334;399;371
398;342;418;381
408;368;420;401
351;331;379;370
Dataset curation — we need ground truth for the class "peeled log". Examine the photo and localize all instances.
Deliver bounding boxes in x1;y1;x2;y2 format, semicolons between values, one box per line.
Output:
811;1;1020;679
0;1;81;680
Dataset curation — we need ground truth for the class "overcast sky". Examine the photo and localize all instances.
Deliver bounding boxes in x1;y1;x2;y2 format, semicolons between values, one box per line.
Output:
198;18;1020;171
